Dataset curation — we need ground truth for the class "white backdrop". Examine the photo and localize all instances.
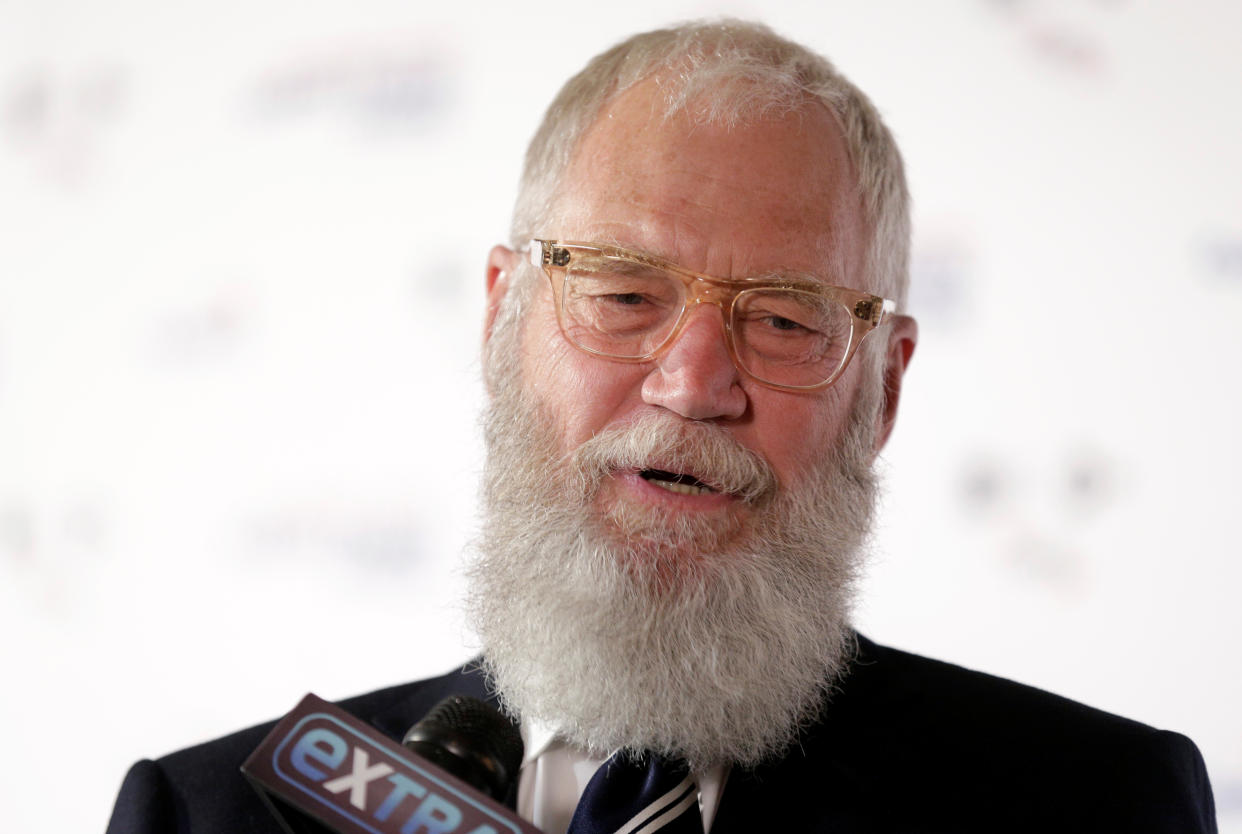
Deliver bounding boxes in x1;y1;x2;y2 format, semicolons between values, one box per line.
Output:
1;1;1239;831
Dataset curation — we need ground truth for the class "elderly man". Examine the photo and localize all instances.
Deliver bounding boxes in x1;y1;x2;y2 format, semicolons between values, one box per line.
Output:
108;20;1216;834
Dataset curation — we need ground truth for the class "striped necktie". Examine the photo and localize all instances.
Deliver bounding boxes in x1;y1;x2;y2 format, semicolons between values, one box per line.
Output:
566;752;703;834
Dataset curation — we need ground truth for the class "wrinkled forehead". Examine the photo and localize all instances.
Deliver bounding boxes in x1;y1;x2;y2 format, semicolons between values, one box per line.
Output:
550;77;868;290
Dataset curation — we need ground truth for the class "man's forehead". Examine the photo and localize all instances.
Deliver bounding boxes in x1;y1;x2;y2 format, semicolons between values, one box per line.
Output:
551;77;867;288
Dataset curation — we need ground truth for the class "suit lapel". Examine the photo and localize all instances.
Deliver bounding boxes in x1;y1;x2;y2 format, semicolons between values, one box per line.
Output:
710;635;899;834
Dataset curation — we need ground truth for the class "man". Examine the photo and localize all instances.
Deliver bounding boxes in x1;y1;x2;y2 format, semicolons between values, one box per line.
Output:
107;20;1216;833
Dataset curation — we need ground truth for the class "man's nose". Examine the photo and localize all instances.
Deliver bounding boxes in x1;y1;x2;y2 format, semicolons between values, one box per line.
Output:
640;304;747;421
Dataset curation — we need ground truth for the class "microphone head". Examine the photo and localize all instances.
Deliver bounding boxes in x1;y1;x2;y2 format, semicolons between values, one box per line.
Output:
402;696;523;803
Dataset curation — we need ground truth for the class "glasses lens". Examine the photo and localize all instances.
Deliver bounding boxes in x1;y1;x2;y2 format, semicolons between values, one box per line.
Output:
732;289;853;388
560;257;684;358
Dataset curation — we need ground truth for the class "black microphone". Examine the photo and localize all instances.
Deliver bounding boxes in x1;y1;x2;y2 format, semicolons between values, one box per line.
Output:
242;692;541;834
402;695;524;804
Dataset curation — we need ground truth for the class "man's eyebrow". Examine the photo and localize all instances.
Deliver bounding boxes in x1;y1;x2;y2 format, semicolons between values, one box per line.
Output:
746;268;825;284
590;236;830;284
589;234;665;262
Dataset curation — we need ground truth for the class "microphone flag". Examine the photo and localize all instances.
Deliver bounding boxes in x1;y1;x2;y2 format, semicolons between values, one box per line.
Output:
242;693;543;834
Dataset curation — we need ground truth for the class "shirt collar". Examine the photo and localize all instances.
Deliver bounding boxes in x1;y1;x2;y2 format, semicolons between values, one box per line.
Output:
520;717;564;765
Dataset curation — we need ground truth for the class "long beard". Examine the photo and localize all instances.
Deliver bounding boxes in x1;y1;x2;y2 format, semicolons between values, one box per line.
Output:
467;312;881;770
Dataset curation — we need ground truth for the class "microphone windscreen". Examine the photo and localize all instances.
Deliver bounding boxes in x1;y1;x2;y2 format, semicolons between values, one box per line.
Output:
402;695;523;802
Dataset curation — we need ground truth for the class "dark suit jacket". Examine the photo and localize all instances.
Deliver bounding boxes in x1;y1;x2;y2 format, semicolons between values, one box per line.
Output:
106;635;1217;833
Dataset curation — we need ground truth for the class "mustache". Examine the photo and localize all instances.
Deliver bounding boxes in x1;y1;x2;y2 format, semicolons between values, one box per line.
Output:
571;413;778;504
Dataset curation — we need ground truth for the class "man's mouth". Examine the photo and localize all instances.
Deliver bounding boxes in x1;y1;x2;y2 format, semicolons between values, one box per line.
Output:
639;469;717;497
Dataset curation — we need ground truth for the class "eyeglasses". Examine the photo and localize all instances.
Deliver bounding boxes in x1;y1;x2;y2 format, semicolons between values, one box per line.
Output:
528;239;895;392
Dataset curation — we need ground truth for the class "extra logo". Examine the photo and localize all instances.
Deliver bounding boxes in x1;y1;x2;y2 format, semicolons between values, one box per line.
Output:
243;694;540;834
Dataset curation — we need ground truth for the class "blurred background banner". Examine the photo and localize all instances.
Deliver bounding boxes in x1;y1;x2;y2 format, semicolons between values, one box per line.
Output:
1;1;1238;830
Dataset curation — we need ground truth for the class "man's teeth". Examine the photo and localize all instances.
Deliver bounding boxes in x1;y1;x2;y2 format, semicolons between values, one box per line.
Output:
648;477;714;496
639;468;717;496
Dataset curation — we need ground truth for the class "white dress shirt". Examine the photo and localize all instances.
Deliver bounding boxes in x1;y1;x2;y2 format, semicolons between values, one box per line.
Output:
516;721;728;834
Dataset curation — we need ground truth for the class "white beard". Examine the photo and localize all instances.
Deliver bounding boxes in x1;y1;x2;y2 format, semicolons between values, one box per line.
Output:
467;298;882;770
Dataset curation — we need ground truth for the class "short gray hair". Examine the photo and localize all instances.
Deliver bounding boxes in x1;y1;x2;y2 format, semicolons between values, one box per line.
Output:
509;19;911;309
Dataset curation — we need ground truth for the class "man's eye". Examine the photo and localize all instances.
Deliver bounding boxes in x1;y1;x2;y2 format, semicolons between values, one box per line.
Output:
748;311;818;335
608;292;647;306
764;315;807;332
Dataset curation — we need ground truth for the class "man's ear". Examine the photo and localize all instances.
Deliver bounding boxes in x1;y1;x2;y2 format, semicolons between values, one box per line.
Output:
484;244;516;347
873;314;917;454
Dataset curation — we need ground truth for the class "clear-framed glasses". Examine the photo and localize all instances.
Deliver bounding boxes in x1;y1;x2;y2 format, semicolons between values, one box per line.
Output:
528;239;896;392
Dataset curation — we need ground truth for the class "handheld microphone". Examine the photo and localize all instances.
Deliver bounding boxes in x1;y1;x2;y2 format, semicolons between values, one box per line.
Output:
242;693;540;834
402;695;524;804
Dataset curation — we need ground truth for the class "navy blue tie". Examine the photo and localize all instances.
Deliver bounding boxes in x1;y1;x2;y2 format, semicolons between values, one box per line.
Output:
566;752;703;834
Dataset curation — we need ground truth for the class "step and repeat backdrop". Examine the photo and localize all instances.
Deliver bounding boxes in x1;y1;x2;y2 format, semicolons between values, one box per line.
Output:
2;1;1239;830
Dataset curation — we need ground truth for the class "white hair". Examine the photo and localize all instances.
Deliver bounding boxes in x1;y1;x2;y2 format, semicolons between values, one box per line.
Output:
469;292;880;768
510;18;911;310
